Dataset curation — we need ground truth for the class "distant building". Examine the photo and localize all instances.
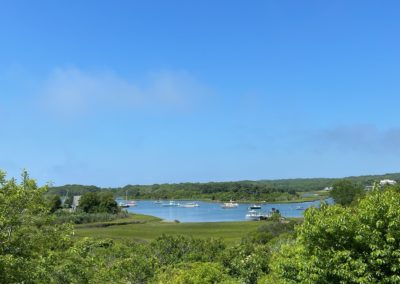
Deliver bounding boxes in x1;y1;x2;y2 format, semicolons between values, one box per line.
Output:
379;179;397;186
364;185;374;191
323;186;333;191
71;195;81;211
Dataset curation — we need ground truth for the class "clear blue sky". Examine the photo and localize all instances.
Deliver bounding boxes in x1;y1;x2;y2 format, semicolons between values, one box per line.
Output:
1;0;399;186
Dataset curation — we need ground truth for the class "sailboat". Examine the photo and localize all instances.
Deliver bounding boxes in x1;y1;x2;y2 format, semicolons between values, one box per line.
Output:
119;191;135;207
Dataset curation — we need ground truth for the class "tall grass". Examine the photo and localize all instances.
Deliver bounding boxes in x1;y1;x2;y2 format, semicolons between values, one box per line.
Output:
53;211;129;224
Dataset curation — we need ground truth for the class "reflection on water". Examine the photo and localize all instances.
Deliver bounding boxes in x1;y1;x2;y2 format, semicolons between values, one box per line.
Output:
122;199;333;223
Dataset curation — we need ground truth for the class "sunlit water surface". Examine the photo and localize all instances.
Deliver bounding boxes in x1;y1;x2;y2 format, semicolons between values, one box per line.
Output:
120;199;333;223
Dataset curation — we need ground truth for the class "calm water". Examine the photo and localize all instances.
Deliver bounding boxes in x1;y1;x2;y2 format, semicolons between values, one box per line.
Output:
121;199;333;223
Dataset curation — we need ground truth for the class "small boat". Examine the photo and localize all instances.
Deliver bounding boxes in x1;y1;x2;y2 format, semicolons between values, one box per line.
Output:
118;202;129;208
162;201;180;207
119;191;133;208
246;210;261;220
126;201;137;206
296;206;305;210
249;204;261;210
179;202;199;208
221;200;239;209
154;200;162;204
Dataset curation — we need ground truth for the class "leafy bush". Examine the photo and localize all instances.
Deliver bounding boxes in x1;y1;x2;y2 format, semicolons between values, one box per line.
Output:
79;191;120;214
220;243;270;284
242;221;298;245
150;235;226;266
330;179;364;206
53;211;129;224
152;262;239;284
268;187;400;283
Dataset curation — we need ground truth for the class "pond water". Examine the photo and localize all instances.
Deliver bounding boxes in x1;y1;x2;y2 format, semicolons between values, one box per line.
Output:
120;199;333;223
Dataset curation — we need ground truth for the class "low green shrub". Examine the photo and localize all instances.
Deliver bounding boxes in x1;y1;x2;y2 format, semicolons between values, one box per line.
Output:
53;211;129;224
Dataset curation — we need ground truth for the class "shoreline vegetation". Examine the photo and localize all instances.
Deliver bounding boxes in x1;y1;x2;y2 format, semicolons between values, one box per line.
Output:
48;172;399;203
117;190;330;203
73;213;299;245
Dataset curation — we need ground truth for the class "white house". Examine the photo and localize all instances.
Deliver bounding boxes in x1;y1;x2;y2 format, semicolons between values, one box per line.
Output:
379;179;397;186
71;195;81;211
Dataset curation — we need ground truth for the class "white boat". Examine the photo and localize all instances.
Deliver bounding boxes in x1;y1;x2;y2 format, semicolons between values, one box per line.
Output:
119;190;133;208
179;202;199;208
162;201;180;207
154;200;162;204
296;206;305;210
221;200;239;209
118;202;129;208
246;209;261;220
126;201;136;206
249;204;262;210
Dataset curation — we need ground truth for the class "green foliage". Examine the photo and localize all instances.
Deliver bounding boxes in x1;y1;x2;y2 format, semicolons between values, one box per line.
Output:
75;219;265;245
220;243;270;284
51;182;303;202
49;173;400;202
242;221;298;245
0;170;74;283
150;235;226;266
330;179;364;206
152;262;239;284
48;184;102;196
47;194;62;213
268;187;400;283
63;195;73;208
79;191;120;214
53;211;129;224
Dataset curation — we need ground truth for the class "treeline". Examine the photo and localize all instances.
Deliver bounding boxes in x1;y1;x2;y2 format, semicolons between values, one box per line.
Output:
257;172;400;191
49;182;300;202
48;172;400;201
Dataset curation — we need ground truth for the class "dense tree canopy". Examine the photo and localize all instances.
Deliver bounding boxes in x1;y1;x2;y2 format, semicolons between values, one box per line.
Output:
0;171;74;283
268;186;400;283
49;173;400;202
79;191;120;214
47;194;62;213
330;179;364;205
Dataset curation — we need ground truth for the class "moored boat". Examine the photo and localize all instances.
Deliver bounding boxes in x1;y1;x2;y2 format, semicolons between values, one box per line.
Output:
126;201;137;206
221;200;239;209
179;202;199;208
162;201;180;207
246;210;261;220
118;202;129;208
249;204;261;210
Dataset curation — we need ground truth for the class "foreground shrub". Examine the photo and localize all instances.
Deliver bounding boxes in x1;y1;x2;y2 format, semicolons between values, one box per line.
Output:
150;235;226;266
268;187;400;283
53;211;129;224
79;191;120;214
152;262;240;284
0;171;75;283
220;243;270;284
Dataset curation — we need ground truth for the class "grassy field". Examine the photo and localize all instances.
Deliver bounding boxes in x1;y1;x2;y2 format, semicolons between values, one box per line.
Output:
295;190;330;202
74;214;269;245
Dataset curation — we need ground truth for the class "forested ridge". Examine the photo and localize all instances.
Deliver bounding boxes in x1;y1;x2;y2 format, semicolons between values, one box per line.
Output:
48;173;400;201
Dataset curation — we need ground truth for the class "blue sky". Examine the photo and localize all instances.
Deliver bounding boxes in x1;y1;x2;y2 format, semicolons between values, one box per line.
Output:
1;0;400;186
